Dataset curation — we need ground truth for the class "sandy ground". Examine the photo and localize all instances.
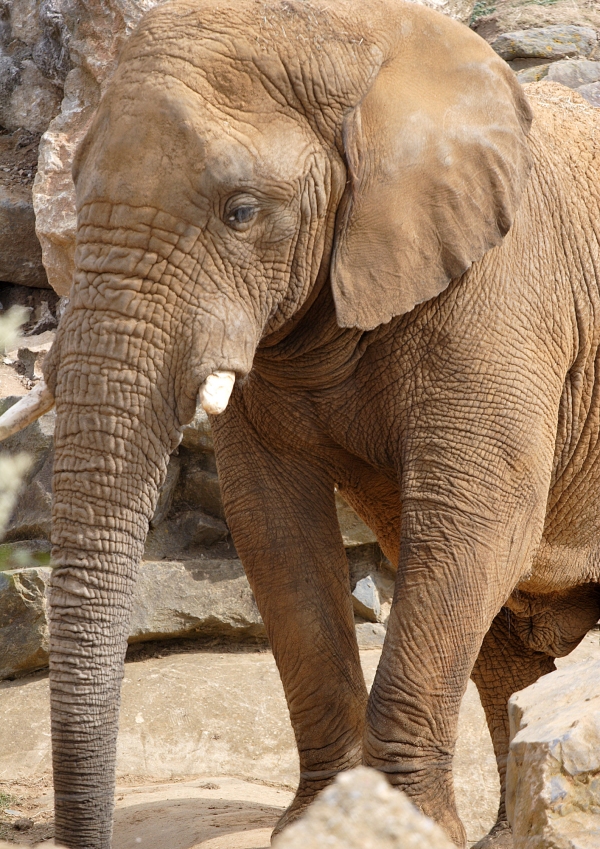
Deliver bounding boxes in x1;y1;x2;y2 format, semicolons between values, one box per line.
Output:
1;776;292;849
1;633;599;848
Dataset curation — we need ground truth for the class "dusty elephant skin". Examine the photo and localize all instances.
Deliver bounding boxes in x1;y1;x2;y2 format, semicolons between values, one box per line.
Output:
8;0;599;847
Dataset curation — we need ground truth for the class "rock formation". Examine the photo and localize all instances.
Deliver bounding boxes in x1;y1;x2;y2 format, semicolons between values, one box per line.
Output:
507;659;600;849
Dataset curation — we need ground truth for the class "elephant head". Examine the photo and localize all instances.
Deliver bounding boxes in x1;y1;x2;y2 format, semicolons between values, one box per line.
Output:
0;1;532;846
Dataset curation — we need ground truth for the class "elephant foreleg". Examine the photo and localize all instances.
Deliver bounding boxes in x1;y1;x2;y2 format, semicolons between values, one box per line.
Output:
470;610;556;849
212;402;368;835
364;443;554;845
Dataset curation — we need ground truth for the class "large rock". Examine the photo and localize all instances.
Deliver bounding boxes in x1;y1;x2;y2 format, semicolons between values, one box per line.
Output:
492;26;598;62
0;0;67;134
335;493;378;547
352;574;381;622
0;566;50;679
506;658;600;848
546;58;600;88
471;0;600;45
579;81;600;107
4;449;53;543
273;767;454;849
0;183;48;288
0;556;262;678
129;558;265;642
0;551;394;677
409;0;475;24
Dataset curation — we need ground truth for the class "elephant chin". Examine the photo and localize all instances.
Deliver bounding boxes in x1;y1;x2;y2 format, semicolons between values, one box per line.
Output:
199;370;236;415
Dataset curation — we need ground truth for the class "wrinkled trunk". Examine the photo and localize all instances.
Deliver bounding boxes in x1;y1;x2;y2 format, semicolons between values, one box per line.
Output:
47;305;177;848
43;207;259;845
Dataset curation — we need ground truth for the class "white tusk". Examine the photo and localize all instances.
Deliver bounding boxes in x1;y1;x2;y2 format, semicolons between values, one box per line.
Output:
199;371;236;415
0;379;55;442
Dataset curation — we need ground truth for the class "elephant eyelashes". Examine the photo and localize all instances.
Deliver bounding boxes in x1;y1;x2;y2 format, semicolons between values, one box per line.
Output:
224;199;259;230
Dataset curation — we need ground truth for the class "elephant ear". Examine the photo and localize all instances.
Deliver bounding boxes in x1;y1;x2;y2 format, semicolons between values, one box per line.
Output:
330;20;533;330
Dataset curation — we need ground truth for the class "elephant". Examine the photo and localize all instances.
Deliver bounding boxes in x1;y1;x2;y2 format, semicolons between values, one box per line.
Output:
3;0;600;846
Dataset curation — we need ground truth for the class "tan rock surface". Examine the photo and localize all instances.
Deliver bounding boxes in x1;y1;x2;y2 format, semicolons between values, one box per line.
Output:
273;767;454;849
507;654;600;849
0;779;290;849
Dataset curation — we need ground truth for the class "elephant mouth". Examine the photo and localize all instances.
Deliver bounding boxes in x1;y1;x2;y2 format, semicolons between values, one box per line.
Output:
0;367;236;444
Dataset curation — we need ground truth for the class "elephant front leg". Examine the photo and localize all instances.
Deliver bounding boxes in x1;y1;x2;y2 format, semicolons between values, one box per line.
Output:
213;408;368;835
364;467;551;847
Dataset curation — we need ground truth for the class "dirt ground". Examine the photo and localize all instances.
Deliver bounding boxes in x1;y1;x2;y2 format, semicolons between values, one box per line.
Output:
1;632;599;848
0;776;293;849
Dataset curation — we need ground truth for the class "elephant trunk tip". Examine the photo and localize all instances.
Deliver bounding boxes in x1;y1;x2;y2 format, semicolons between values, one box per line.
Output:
199;370;236;415
0;379;55;441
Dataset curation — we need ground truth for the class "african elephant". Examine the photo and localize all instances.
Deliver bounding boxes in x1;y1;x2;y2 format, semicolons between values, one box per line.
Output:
3;0;600;846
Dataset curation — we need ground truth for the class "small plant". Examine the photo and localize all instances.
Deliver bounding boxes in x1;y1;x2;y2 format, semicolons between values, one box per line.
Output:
0;307;34;566
469;0;497;25
0;790;16;811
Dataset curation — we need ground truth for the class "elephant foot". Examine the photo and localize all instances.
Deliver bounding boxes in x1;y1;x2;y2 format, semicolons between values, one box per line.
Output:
271;772;341;841
471;820;512;849
271;798;310;840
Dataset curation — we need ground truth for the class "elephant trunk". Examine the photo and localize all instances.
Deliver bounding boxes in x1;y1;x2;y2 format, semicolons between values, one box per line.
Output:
47;319;175;848
41;216;260;845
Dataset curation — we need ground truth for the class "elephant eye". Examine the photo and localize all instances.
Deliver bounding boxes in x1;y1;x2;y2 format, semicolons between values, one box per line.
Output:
224;199;258;230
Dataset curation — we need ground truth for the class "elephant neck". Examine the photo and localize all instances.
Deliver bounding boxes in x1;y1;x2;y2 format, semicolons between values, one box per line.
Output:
254;282;377;391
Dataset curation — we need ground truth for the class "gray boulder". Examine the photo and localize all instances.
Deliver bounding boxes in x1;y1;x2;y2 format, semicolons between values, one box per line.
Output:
578;80;600;107
355;621;387;648
335;493;377;547
180;406;213;452
492;26;598;61
273;767;454;849
0;565;50;679
546;58;600;87
3;448;52;542
0;184;48;288
0;0;68;134
516;64;549;84
129;558;265;642
352;575;381;623
0;554;395;678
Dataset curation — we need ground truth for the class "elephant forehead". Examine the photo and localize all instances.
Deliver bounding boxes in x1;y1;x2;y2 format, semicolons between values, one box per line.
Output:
75;73;315;215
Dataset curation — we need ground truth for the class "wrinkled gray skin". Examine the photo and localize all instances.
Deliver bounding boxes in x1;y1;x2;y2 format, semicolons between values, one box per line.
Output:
41;0;600;847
